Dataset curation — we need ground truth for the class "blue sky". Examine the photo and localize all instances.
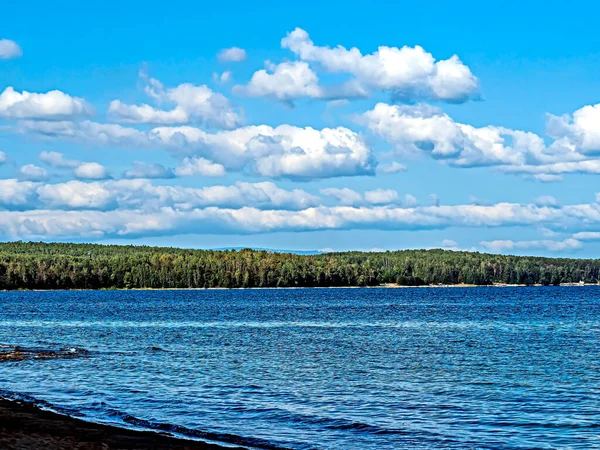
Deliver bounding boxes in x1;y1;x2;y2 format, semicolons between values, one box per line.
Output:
2;0;600;256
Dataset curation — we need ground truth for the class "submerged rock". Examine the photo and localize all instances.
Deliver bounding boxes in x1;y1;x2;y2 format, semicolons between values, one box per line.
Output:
0;347;89;363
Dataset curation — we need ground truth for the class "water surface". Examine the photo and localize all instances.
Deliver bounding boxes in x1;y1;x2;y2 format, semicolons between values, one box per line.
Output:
1;287;599;449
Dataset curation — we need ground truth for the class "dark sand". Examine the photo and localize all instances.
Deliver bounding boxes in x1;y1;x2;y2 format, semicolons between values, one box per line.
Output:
0;399;244;450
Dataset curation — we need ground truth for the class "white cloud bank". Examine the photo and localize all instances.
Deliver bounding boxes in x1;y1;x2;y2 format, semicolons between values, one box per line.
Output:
1;178;600;244
480;238;582;253
24;120;376;180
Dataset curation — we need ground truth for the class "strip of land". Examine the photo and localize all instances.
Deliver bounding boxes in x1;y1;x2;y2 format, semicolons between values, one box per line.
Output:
0;241;598;289
0;398;241;450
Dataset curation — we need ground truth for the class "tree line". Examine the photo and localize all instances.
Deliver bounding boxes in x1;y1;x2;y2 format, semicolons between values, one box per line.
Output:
0;241;598;290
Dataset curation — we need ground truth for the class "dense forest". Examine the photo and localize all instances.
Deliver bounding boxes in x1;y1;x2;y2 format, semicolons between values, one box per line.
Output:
0;241;598;290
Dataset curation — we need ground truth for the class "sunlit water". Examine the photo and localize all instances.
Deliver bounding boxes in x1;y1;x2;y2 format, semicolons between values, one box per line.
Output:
1;287;599;449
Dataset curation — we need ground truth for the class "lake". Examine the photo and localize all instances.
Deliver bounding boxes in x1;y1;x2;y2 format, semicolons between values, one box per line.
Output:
1;287;599;449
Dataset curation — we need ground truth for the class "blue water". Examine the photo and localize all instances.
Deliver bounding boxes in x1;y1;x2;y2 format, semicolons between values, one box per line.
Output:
1;287;599;449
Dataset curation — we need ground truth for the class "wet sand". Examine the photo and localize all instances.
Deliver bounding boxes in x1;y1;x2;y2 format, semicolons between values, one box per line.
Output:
0;398;242;450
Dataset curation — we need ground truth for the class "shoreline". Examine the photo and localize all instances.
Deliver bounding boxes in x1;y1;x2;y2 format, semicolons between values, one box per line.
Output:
0;397;244;450
1;283;597;292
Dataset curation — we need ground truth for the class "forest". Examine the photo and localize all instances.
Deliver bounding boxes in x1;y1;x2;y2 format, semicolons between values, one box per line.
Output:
0;241;598;290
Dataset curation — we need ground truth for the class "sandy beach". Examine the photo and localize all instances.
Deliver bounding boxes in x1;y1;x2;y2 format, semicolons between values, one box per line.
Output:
0;398;242;450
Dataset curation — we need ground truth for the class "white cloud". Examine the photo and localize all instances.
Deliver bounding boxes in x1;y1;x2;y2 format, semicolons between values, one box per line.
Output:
73;162;109;180
547;103;600;153
15;179;319;212
236;61;324;104
281;28;479;102
321;188;412;207
364;188;399;205
362;102;600;179
174;157;226;177
2;191;600;240
37;181;115;209
480;238;582;253
19;164;48;181
0;39;22;59
0;151;6;164
320;188;363;205
403;194;419;207
572;231;600;241
109;77;241;128
362;103;530;167
213;71;232;83
217;47;247;63
441;239;459;248
17;120;149;146
0;87;93;120
377;161;406;174
151;124;375;179
19;120;375;180
534;195;558;207
124;162;174;179
39;151;80;169
0;179;38;207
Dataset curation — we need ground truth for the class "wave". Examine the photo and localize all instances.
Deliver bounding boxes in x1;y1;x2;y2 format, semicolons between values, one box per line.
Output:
0;390;297;450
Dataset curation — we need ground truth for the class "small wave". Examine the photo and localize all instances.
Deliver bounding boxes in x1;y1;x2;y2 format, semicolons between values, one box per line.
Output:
0;392;295;450
107;408;295;449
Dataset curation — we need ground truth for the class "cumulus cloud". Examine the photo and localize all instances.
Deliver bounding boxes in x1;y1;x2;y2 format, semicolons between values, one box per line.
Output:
124;162;175;179
151;124;375;179
362;102;600;180
40;153;112;182
235;60;367;104
0;87;93;120
236;61;324;104
108;76;241;128
73;162;109;180
19;120;375;180
19;164;48;181
174;157;226;177
0;179;38;207
480;238;582;253
547;103;600;153
0;39;22;59
217;47;247;63
39;151;80;169
281;28;479;102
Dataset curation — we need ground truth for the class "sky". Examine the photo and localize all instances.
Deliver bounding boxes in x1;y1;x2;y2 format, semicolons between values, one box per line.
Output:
1;0;600;256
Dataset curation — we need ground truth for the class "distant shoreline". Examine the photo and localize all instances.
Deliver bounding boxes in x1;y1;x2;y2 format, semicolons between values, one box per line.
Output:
2;283;598;292
2;242;599;291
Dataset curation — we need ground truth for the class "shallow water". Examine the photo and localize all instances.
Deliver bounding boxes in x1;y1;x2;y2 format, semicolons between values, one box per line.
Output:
1;287;599;449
